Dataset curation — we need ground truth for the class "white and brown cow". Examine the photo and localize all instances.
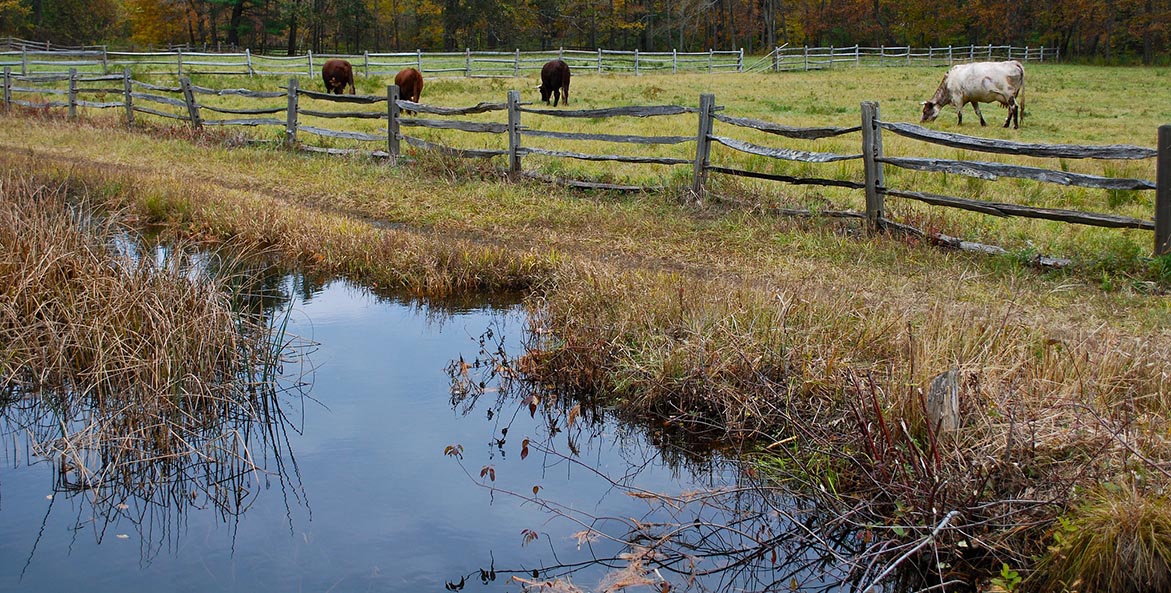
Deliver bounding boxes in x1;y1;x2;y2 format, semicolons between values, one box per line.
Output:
921;60;1024;129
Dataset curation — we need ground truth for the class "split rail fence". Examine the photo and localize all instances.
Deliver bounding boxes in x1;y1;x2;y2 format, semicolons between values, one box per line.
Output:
2;66;1167;257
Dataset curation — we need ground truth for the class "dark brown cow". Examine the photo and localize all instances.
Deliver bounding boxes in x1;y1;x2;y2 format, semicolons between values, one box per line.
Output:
394;67;424;115
538;60;570;107
321;59;355;95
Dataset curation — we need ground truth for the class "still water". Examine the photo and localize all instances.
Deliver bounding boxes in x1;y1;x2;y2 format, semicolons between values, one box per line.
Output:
0;275;737;592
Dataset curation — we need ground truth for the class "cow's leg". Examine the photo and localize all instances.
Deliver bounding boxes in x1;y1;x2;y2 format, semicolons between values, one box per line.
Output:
563;83;569;105
1004;98;1019;129
972;102;987;126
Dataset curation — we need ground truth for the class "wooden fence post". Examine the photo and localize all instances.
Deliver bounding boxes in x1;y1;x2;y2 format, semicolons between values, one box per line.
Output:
738;48;744;72
465;48;471;77
20;46;26;76
855;44;860;66
387;84;400;166
285;78;298;148
101;47;108;74
948;45;953;66
417;48;423;72
674;49;678;74
67;68;77;120
177;49;183;77
179;76;201;129
513;48;520;77
364;51;369;77
308;50;314;76
558;46;564;61
772;47;778;72
803;46;809;71
597;48;602;73
2;66;10;114
506;89;522;178
861;101;886;232
634;49;639;75
1156;125;1171;255
245;48;253;77
691;93;715;203
708;48;714;72
122;67;133;126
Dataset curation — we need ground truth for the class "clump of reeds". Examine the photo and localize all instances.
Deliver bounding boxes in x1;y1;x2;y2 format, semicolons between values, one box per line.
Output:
1031;485;1171;593
0;172;304;538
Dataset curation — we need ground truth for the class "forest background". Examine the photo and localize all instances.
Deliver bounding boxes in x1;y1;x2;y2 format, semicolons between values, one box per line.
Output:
0;1;1168;64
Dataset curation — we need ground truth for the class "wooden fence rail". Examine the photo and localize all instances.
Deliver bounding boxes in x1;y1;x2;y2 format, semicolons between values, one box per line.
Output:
2;69;1168;257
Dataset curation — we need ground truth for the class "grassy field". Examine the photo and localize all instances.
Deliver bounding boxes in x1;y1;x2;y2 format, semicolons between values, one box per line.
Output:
3;64;1171;590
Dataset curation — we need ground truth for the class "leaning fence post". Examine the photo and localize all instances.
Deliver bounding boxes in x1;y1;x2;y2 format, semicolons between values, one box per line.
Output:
67;68;77;120
122;67;133;126
285;77;298;148
2;66;11;114
691;93;715;203
387;84;400;166
861;101;886;232
506;89;522;178
245;48;253;77
1156;125;1171;255
179;76;201;129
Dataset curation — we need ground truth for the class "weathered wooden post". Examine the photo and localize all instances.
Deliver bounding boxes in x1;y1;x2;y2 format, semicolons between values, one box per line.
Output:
861;101;886;231
416;49;423;72
708;48;714;72
387;84;400;166
803;46;808;71
465;48;471;77
738;48;744;72
308;50;314;76
285;78;298;148
948;45;953;65
597;48;602;73
101;46;108;74
245;48;253;77
691;93;715;203
179;76;201;129
513;49;520;77
67;68;77;120
2;66;11;114
673;49;678;74
20;46;27;76
1157;125;1171;255
364;51;370;78
177;48;183;77
855;44;860;66
506;89;522;178
558;46;564;61
927;369;960;434
634;49;640;75
772;47;778;72
122;67;133;126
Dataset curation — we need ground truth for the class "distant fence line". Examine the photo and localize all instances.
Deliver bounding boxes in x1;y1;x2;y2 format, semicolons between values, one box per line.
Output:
1;36;1056;78
3;65;1166;258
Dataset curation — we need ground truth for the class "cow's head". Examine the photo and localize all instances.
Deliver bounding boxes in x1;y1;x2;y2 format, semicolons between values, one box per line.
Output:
537;83;552;104
920;100;942;123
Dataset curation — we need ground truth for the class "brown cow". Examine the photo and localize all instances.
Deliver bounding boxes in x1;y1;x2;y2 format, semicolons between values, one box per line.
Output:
394;67;424;115
537;60;570;107
322;59;355;95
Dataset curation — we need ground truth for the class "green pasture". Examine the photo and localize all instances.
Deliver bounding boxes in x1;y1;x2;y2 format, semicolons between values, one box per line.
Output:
7;63;1171;273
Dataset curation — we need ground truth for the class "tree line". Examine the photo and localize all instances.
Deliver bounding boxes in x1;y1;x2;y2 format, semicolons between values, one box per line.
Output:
1;0;1169;63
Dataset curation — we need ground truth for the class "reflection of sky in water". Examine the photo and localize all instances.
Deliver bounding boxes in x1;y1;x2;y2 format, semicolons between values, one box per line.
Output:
0;277;733;593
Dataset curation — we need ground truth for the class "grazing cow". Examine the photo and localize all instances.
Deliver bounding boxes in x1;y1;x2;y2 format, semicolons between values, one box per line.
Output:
394;67;424;115
537;60;570;107
921;60;1024;129
322;59;355;95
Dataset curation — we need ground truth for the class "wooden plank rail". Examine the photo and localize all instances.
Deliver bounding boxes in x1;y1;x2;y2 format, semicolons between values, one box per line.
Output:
520;105;696;118
200;104;286;115
131;104;188;120
299;108;385;119
190;85;286;99
131;91;188;108
298;125;385;142
881;187;1155;229
297;88;386;103
713;113;861;139
397;101;506;115
399;118;509;133
203;117;284;126
403;135;508;159
880;121;1157;160
712;136;862;163
519;146;691;165
707;166;865;190
878;156;1156;191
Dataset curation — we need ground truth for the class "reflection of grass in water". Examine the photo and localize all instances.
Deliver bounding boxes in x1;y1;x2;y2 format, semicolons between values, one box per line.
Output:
0;173;309;554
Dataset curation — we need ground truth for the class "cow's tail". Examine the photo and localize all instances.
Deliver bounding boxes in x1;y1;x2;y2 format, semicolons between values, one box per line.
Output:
1016;63;1025;125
